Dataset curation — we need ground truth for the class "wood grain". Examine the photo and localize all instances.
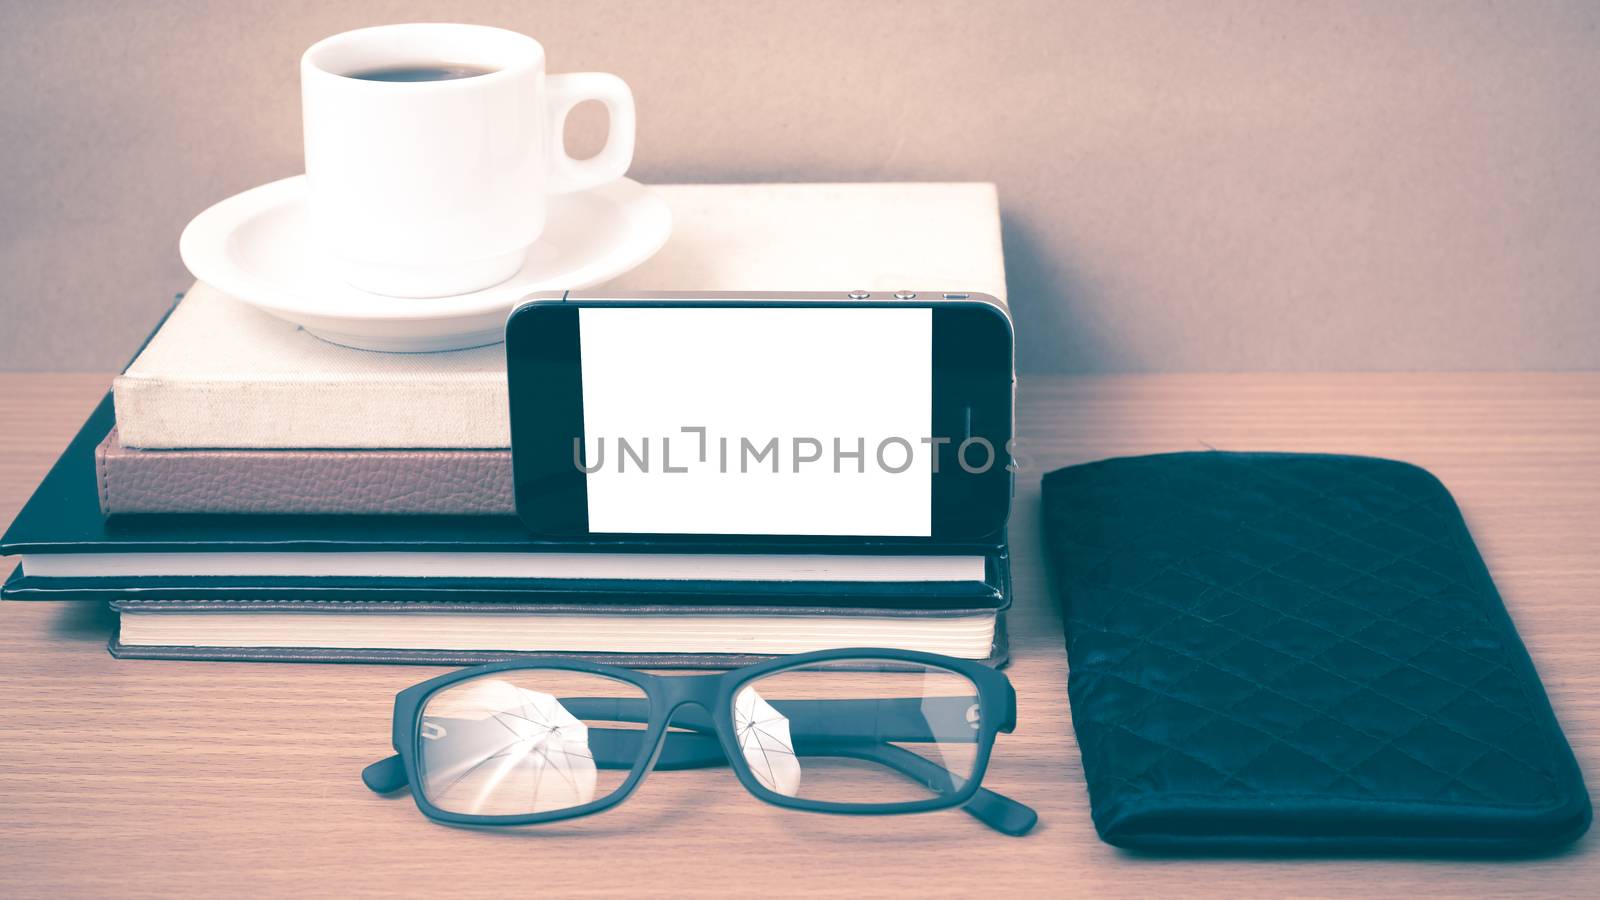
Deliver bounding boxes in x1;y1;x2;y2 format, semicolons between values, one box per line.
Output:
1;372;1595;898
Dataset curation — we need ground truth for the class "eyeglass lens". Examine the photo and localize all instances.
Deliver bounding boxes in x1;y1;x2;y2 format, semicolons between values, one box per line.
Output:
417;670;651;817
735;660;983;805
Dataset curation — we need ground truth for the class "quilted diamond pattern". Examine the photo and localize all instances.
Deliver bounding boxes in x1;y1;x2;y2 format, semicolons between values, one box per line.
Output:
1042;452;1589;853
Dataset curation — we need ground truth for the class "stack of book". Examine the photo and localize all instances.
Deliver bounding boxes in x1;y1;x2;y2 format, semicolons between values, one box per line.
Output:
0;184;1015;666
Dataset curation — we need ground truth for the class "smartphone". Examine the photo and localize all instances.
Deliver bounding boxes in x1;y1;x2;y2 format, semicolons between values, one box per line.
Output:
506;291;1014;544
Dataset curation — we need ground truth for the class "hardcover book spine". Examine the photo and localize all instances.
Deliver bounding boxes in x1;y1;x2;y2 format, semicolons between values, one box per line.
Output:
95;429;514;515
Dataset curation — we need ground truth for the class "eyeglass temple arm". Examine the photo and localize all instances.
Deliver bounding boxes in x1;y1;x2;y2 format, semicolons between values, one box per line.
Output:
798;737;1037;836
547;695;987;743
360;725;724;794
731;697;1035;834
639;725;1036;837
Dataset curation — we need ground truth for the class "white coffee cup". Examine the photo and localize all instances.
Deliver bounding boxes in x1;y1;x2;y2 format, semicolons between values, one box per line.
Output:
301;23;636;298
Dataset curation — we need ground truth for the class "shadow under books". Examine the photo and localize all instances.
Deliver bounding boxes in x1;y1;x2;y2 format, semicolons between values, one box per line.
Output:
46;598;118;642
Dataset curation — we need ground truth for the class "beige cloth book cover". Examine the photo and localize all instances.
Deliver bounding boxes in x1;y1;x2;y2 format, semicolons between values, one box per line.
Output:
114;183;1008;450
95;428;514;515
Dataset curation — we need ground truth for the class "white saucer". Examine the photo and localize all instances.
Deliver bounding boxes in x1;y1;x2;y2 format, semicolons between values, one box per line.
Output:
178;175;672;352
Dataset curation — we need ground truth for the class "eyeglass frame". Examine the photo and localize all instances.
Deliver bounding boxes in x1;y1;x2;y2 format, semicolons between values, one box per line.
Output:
362;647;1036;835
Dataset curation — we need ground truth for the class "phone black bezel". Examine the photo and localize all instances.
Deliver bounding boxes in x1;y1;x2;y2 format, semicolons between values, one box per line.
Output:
506;294;1013;546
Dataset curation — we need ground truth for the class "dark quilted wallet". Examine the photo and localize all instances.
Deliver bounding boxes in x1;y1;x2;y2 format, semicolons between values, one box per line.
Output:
1042;452;1589;854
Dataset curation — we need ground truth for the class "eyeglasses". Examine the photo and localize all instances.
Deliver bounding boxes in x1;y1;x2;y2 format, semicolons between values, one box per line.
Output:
362;648;1037;835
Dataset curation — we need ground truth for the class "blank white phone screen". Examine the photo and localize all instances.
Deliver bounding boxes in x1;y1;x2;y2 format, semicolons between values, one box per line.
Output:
579;306;933;536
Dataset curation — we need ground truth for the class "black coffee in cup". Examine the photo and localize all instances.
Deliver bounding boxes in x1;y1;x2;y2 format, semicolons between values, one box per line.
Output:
345;63;497;82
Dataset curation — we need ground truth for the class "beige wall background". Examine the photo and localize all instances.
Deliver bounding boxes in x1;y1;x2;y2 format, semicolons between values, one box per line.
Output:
1;0;1596;373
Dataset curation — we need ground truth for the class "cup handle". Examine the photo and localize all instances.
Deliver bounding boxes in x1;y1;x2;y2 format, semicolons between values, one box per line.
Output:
544;73;636;194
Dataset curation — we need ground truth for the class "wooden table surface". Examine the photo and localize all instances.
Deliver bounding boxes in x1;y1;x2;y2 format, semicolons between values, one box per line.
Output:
1;372;1596;898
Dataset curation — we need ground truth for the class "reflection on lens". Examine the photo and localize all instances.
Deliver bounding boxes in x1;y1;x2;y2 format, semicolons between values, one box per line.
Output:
418;670;650;816
735;685;802;795
735;660;982;806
